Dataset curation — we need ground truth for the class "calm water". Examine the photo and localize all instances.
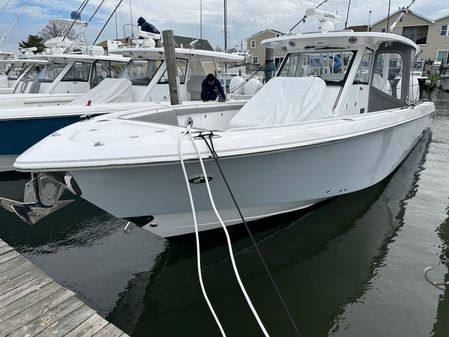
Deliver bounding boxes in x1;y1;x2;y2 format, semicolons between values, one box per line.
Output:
1;90;449;337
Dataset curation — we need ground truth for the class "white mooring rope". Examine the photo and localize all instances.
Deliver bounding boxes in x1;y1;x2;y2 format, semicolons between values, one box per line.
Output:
179;130;226;337
179;128;270;337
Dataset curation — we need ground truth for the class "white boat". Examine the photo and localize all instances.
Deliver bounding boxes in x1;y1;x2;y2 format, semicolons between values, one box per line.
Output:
0;52;129;107
3;28;435;237
0;58;49;94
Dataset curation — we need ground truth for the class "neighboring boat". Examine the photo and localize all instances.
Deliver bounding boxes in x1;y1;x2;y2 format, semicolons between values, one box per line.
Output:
440;64;449;91
0;51;129;107
0;44;245;172
0;58;49;94
3;28;435;237
412;60;427;93
107;41;245;102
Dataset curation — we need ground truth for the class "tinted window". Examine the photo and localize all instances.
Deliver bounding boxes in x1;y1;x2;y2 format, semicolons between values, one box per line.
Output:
62;62;91;82
35;63;65;83
354;50;373;85
372;52;403;99
402;26;428;44
91;60;127;87
158;59;188;84
119;59;163;86
278;51;355;84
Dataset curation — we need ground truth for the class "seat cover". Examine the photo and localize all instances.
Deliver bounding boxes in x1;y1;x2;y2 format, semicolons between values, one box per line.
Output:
68;78;134;106
229;77;332;128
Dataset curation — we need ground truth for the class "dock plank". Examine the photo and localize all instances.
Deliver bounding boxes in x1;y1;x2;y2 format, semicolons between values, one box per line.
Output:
0;284;75;336
0;267;43;296
34;304;97;337
0;239;130;337
0;260;36;285
0;281;63;323
0;274;53;309
0;244;13;255
0;255;31;274
92;323;126;337
64;314;109;337
0;250;20;264
8;296;83;337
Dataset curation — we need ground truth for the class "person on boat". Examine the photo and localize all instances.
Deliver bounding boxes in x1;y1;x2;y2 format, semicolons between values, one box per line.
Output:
201;73;226;102
137;17;160;35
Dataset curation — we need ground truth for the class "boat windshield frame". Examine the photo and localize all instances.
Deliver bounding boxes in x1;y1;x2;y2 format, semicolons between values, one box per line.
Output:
118;59;164;86
33;63;66;83
277;50;357;86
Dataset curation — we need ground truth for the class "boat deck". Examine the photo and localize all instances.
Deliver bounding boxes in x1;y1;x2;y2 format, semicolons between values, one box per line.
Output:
0;238;130;337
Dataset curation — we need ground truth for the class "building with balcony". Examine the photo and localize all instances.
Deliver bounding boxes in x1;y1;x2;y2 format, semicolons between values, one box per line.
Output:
246;29;286;72
371;10;449;63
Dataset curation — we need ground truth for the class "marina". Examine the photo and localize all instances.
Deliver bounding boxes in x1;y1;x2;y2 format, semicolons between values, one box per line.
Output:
1;0;449;336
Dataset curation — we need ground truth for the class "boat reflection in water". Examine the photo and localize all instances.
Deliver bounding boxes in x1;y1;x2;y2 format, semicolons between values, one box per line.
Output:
107;131;432;337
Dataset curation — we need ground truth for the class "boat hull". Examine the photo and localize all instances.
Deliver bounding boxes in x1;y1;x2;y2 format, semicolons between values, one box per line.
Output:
69;112;433;237
0;115;81;172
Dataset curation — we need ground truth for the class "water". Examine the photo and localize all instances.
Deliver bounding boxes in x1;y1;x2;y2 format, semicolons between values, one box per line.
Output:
1;90;449;337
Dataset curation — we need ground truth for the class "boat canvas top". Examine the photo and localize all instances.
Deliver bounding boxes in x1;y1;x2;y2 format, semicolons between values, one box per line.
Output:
0;59;49;66
262;31;419;53
111;47;244;63
48;18;88;27
24;53;128;64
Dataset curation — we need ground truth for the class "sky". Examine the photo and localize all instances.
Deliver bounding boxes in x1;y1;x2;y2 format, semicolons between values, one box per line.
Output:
0;0;448;52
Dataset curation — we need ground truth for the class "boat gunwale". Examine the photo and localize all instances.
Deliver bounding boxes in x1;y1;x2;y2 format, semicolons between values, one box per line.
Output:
14;103;435;172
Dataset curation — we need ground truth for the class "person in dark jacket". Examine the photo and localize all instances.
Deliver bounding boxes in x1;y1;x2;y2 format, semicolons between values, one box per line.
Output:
201;73;226;102
137;17;160;35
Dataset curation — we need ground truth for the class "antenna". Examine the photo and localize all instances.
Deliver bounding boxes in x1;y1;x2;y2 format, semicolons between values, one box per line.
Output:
62;0;90;42
224;0;228;51
287;0;328;35
386;0;391;31
200;0;203;47
92;0;125;47
344;0;351;29
66;0;106;52
128;0;134;38
0;0;12;17
389;0;415;33
0;6;26;46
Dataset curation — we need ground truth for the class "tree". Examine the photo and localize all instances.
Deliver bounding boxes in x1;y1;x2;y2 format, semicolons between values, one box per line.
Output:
18;35;45;53
40;22;76;42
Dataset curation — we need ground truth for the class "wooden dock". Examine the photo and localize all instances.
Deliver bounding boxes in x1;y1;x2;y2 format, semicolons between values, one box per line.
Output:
0;239;130;337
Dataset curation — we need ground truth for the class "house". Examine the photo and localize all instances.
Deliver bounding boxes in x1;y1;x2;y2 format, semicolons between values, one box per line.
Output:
431;15;449;63
371;10;449;62
346;25;369;32
246;29;286;72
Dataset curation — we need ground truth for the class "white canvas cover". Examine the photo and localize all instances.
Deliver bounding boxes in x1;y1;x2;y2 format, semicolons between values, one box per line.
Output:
229;77;333;128
68;78;134;106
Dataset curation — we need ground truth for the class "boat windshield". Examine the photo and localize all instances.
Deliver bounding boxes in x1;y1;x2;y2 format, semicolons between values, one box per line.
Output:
278;51;355;84
34;63;66;83
119;59;163;86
